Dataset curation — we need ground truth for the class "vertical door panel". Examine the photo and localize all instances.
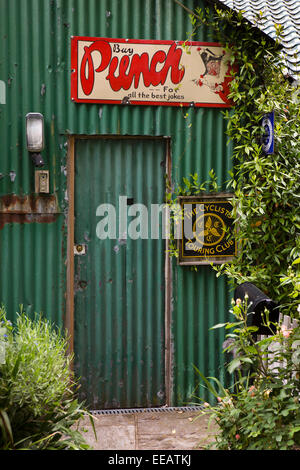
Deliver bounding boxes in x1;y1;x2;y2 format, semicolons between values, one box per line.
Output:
74;138;166;409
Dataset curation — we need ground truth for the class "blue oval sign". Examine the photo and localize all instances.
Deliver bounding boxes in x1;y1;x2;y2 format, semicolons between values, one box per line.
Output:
262;111;274;154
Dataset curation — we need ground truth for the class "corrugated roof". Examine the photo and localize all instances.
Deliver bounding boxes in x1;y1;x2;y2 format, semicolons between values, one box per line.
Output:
216;1;300;77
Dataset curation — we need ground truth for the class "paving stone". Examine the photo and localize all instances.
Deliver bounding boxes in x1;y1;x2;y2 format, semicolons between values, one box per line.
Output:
78;410;218;450
79;415;136;450
136;411;216;450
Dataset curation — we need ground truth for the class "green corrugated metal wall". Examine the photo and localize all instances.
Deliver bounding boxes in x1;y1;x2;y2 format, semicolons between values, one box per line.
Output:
0;0;233;405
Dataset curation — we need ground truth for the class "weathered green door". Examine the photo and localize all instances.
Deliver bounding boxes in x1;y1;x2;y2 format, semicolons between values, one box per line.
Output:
74;138;166;409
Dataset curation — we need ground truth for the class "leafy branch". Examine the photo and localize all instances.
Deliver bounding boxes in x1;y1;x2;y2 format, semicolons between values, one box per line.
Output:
181;4;300;314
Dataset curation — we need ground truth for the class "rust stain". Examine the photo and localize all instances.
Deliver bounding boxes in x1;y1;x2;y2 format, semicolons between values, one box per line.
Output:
0;194;60;229
0;213;58;230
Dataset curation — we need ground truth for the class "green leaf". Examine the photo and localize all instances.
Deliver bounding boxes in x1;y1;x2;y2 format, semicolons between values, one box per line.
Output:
0;409;14;445
290;426;300;436
228;358;241;374
245;326;259;333
192;365;219;398
225;321;244;329
11;353;22;379
240;357;253;364
206;376;227;396
210;323;228;330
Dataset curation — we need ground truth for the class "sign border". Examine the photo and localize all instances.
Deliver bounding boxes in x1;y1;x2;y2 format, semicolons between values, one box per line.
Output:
177;194;237;265
71;36;233;108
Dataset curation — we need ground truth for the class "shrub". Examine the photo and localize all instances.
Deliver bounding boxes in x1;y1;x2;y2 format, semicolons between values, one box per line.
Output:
0;307;93;450
196;298;300;450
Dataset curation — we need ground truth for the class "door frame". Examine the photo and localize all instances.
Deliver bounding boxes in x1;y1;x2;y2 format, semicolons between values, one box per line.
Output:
66;135;173;406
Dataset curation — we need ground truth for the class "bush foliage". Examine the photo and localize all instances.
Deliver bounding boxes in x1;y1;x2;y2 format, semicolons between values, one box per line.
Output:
0;307;93;450
197;298;300;450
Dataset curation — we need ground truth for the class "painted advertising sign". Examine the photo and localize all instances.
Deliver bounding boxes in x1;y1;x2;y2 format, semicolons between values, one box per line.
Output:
178;195;236;265
71;37;234;107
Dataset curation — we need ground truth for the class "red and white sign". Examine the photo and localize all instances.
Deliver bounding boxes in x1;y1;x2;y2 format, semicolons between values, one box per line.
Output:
71;37;234;107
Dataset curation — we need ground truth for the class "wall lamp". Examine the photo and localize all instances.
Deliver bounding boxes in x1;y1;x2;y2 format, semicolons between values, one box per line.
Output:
234;282;279;335
26;112;45;167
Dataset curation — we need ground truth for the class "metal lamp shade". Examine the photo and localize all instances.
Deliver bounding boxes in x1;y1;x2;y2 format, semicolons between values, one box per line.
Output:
234;282;279;334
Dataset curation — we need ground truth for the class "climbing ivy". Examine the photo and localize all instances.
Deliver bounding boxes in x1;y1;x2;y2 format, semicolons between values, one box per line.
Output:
179;4;300;313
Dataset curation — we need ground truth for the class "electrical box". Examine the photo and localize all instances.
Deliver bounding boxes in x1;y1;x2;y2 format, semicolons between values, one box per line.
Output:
35;170;49;193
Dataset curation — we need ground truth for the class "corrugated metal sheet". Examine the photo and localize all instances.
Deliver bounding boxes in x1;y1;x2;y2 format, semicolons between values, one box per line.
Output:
0;0;68;325
216;0;300;77
0;218;65;326
0;0;233;406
